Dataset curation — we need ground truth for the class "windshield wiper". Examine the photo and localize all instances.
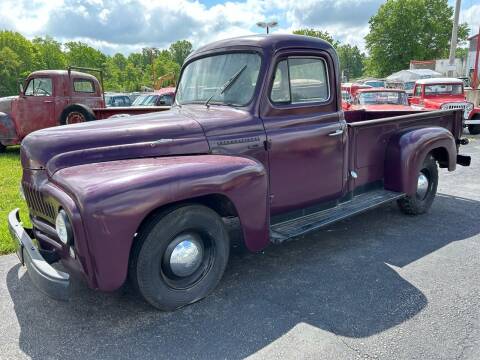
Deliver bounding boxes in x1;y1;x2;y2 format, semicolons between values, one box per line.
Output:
205;64;247;108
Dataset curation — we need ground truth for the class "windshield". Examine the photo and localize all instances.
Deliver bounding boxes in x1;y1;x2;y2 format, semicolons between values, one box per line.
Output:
176;52;262;106
132;94;157;106
364;80;385;88
424;84;463;96
357;91;408;105
404;82;415;91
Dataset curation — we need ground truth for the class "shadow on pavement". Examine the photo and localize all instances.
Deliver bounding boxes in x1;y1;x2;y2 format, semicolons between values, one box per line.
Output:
6;193;480;359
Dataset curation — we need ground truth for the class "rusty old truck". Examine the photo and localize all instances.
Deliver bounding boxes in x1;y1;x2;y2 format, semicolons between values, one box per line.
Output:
9;35;471;310
0;67;169;152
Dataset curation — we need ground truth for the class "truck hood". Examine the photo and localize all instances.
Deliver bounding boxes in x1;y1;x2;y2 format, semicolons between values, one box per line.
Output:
0;96;16;115
21;107;210;174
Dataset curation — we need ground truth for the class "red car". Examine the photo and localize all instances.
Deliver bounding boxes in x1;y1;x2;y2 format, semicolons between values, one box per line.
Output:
341;83;372;110
410;78;480;134
348;88;415;111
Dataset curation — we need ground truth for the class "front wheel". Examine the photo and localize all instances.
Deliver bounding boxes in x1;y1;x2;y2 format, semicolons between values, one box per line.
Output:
468;124;480;135
397;155;438;215
0;143;5;153
129;205;230;311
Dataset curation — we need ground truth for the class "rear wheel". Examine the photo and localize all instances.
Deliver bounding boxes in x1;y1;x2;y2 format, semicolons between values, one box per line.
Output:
129;205;230;311
60;106;94;125
0;143;5;153
397;155;438;215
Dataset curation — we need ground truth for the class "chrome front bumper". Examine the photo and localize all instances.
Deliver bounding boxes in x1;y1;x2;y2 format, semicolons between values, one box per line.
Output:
8;209;69;300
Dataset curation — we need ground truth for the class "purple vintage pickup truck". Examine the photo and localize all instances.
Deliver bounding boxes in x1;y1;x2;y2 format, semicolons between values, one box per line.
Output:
9;35;471;310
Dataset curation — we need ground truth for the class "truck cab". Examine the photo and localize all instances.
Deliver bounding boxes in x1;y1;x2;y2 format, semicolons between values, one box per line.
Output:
9;35;471;310
410;78;480;134
0;70;104;151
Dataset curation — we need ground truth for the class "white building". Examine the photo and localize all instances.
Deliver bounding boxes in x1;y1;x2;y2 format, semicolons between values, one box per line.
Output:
466;34;479;80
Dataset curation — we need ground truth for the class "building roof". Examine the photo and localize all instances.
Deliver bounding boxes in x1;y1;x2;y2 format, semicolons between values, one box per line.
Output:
416;77;464;85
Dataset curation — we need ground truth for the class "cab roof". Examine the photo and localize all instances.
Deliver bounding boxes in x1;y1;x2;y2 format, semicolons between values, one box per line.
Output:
416;77;463;85
28;70;99;82
188;34;335;60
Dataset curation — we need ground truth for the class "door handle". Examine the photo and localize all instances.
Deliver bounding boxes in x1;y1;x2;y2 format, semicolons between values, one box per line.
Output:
44;100;53;103
328;129;344;137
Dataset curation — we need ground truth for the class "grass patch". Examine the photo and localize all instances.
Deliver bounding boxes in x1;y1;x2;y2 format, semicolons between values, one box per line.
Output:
0;147;29;254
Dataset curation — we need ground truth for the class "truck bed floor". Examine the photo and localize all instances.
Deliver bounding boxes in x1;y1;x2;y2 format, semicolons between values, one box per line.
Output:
270;189;405;243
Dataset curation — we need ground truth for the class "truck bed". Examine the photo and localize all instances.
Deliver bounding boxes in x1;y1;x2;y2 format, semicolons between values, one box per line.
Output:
344;109;463;191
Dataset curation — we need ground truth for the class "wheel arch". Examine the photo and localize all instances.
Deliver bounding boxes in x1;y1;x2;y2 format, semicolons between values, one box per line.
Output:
384;127;456;195
59;103;96;124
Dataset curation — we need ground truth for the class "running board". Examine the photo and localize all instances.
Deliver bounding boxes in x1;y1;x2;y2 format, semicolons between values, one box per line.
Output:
270;189;404;243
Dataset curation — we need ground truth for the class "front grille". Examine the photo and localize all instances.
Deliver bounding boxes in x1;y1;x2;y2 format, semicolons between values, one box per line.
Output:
442;103;469;111
23;183;56;220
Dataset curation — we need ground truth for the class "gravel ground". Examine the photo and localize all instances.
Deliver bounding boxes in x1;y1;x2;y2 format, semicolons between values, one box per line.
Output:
0;134;479;360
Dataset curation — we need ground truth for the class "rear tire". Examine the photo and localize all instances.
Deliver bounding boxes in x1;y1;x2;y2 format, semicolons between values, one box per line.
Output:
60;106;94;125
468;124;480;135
0;143;5;153
397;155;438;215
129;205;230;311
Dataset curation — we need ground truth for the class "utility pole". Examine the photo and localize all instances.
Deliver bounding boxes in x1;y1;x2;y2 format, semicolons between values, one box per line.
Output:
448;0;461;77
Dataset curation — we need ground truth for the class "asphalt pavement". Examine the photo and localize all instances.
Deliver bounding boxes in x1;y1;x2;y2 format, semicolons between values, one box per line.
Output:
0;134;479;360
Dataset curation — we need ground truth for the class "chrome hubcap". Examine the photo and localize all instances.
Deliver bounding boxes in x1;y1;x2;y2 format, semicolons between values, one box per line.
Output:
168;233;204;277
416;173;429;199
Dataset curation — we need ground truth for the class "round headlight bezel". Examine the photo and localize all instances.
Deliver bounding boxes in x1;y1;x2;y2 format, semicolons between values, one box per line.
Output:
55;209;73;245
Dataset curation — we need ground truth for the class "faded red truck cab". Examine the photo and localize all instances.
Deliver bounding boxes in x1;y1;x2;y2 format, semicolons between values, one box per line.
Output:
9;35;471;310
0;69;169;152
410;78;480;134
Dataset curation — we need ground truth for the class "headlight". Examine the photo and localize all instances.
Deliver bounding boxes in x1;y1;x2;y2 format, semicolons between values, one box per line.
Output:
440;104;447;110
55;209;73;245
466;103;474;113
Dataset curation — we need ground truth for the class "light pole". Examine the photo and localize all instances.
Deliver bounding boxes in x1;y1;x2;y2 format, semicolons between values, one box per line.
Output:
448;0;461;77
256;21;278;34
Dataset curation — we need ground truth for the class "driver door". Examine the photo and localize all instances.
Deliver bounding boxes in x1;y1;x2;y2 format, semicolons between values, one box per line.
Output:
17;76;55;138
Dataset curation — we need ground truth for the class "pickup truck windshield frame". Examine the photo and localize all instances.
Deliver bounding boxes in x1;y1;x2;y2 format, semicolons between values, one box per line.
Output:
175;51;262;107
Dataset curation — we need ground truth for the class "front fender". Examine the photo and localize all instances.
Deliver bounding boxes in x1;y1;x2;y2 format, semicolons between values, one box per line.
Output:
0;112;19;145
52;155;269;291
384;127;457;195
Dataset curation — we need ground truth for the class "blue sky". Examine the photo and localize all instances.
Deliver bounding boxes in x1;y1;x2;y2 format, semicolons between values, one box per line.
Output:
0;0;478;55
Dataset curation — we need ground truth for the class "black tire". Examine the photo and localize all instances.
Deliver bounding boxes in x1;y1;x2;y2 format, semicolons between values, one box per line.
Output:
468;124;480;135
129;204;230;311
0;143;5;153
397;155;438;215
60;105;94;125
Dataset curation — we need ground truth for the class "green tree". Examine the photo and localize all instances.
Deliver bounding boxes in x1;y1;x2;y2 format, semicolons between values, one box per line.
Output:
0;47;22;96
365;0;470;77
32;36;66;70
169;40;193;66
337;44;366;80
0;30;38;75
293;29;340;48
64;41;107;69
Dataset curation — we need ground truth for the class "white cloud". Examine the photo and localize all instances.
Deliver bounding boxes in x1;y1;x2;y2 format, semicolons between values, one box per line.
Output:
0;0;478;55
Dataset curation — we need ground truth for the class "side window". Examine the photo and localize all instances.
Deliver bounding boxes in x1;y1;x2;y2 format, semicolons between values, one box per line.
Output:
270;60;291;103
270;57;329;105
74;79;95;93
414;85;422;97
24;78;53;96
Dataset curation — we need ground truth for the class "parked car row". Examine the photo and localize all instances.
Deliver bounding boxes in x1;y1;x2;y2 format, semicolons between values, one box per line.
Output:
341;77;480;134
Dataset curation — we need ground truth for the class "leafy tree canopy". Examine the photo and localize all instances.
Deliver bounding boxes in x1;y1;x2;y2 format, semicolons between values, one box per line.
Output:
365;0;470;77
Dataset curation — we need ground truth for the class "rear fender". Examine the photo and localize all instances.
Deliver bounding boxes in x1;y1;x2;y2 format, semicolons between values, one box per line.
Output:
52;155;269;291
384;127;456;195
0;112;19;145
